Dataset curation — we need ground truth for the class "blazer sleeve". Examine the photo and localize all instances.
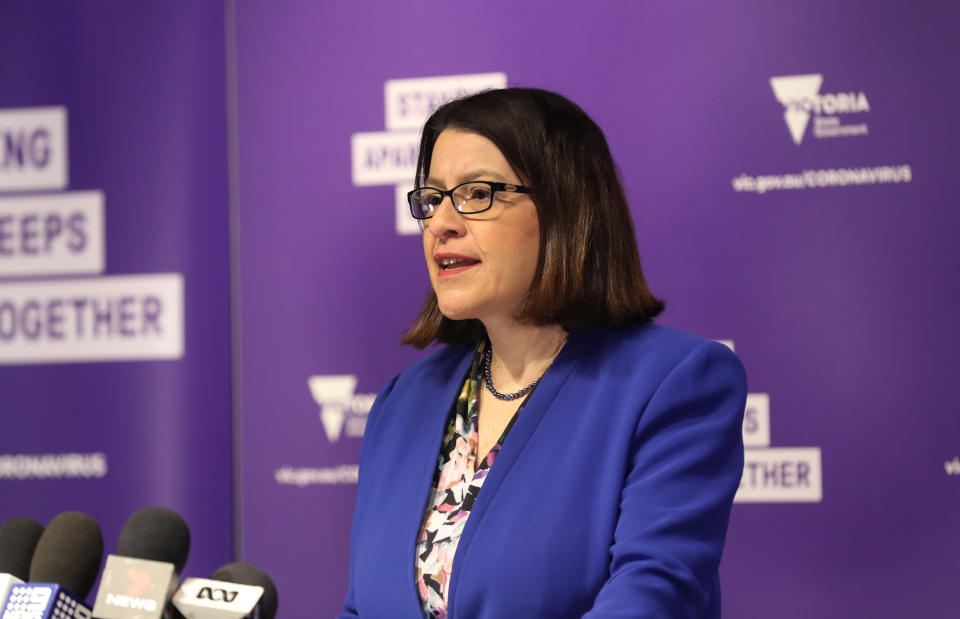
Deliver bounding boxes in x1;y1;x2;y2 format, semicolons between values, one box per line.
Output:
584;341;747;618
336;374;400;619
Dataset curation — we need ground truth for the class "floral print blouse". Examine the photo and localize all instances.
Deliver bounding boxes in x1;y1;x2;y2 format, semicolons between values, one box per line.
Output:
415;341;532;618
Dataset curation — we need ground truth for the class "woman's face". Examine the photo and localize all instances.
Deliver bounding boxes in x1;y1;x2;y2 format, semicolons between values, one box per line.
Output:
422;129;540;325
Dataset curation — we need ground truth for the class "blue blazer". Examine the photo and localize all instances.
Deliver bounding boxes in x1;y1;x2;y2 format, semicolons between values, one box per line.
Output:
339;323;746;618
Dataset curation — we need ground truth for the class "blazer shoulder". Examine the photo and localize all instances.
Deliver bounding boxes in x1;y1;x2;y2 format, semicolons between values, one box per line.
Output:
565;323;746;410
582;322;739;369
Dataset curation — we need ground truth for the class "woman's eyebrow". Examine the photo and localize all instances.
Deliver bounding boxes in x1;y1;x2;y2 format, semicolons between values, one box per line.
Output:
425;168;507;187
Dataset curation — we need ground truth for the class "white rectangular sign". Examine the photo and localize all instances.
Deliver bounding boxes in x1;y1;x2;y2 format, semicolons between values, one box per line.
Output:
0;191;104;278
0;107;68;192
172;577;263;619
351;130;420;186
735;447;822;503
384;73;508;130
742;393;770;447
0;273;184;364
92;555;174;619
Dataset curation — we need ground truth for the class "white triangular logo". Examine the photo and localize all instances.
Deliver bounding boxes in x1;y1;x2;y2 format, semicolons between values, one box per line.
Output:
319;406;346;442
307;375;358;442
770;74;823;145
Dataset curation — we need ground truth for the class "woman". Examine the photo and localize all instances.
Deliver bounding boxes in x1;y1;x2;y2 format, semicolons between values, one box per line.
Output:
339;88;746;618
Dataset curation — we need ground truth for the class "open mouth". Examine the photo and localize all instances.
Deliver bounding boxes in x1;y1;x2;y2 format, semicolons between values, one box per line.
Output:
436;256;480;273
440;257;479;269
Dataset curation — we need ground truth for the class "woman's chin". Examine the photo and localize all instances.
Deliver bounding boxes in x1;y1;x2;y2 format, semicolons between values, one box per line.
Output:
436;300;478;322
439;308;474;322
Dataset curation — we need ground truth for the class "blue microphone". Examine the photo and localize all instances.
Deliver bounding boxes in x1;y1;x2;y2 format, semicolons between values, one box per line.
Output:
0;511;103;619
0;517;44;608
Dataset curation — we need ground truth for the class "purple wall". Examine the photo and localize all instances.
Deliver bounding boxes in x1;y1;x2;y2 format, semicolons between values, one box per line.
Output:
2;1;957;616
235;1;960;617
0;1;233;583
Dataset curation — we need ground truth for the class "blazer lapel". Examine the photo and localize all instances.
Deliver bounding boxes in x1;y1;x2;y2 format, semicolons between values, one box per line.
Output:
398;345;475;615
445;331;586;615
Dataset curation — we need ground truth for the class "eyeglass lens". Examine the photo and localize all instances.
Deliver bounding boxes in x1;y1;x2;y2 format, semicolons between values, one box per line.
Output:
410;182;495;218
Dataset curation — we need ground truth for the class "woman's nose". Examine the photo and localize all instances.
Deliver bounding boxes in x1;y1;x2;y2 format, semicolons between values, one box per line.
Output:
424;197;465;238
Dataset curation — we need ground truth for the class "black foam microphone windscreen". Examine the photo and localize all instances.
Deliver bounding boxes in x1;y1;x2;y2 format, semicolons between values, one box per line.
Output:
28;511;103;598
0;517;44;581
116;506;191;573
211;562;279;619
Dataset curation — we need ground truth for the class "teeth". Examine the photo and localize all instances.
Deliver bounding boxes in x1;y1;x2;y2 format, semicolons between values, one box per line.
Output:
441;258;464;267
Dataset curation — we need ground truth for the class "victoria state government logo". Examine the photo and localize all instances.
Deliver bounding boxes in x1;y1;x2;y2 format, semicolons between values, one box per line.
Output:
770;74;870;145
307;375;376;442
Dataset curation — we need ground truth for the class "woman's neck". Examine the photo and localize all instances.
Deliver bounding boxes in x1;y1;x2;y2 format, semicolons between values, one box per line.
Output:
481;317;568;390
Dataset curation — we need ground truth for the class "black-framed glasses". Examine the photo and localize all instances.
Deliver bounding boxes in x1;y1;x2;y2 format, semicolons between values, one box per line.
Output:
407;181;533;220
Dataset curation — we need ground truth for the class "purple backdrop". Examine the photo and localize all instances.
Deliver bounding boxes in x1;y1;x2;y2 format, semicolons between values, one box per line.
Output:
0;1;233;585
235;1;960;617
2;1;958;617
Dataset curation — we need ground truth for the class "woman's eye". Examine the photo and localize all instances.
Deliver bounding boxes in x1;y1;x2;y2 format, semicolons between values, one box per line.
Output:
426;194;443;206
469;188;491;201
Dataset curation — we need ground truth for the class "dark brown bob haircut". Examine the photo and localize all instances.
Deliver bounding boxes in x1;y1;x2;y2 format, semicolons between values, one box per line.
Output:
402;87;664;349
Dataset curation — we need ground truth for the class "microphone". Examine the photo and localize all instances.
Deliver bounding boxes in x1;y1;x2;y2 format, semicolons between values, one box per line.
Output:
0;510;103;619
0;517;45;581
172;562;278;619
0;516;45;610
92;507;190;619
116;508;190;575
0;516;45;601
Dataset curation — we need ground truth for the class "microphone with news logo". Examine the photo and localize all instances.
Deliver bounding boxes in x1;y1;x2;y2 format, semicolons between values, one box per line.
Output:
172;563;278;619
0;510;104;619
92;507;190;619
0;517;45;604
